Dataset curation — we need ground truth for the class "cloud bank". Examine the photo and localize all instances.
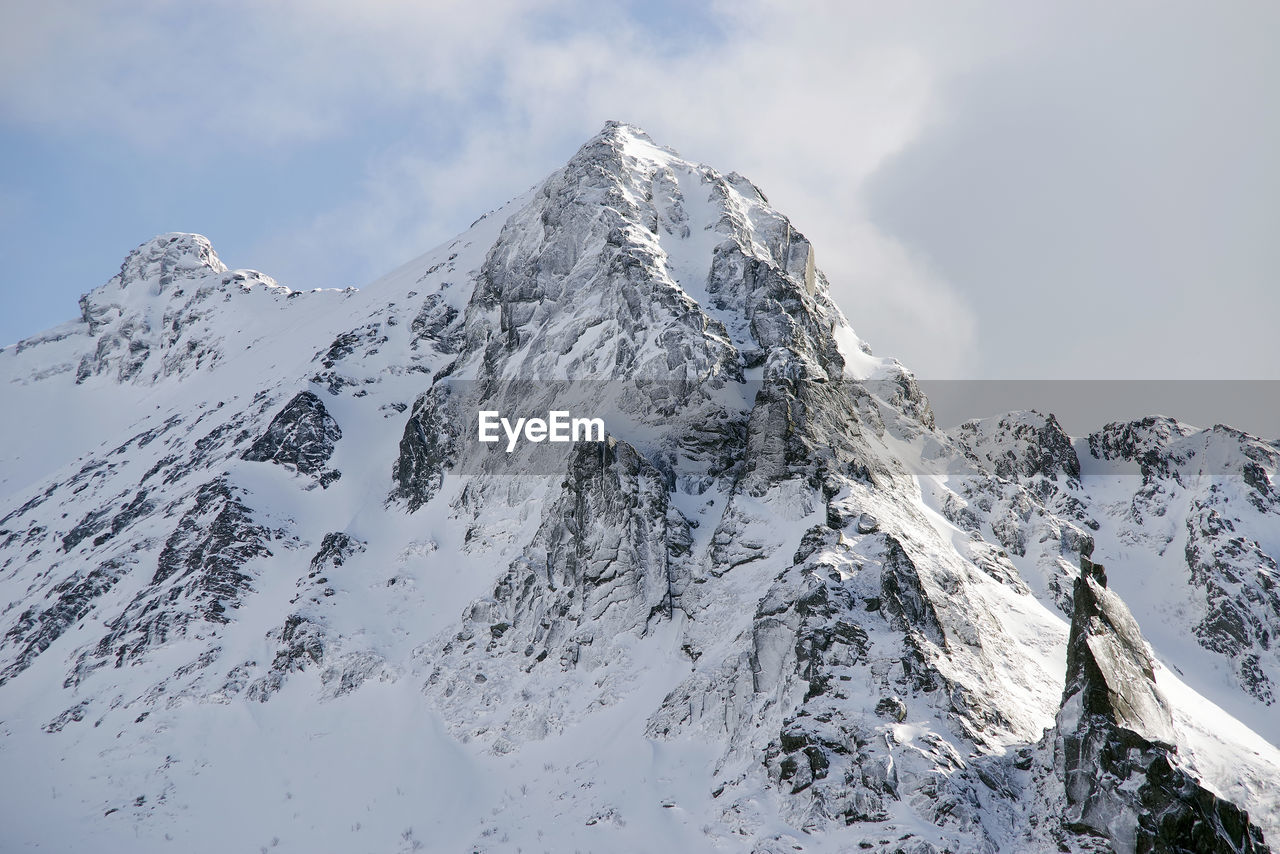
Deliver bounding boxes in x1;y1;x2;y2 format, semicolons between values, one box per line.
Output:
1;1;1275;380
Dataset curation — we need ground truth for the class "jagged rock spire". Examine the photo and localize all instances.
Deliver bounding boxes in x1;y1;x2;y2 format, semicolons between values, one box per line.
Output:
1057;551;1270;853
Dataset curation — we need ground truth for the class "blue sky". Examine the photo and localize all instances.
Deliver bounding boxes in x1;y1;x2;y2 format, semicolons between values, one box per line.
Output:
1;1;1276;382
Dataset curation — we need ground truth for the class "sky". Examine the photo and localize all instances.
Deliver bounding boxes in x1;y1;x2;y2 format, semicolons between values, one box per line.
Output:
0;0;1276;386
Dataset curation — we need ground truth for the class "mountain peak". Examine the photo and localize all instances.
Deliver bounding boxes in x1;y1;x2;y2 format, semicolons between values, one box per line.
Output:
597;119;655;144
112;232;227;296
561;120;680;182
77;233;228;333
62;232;296;384
459;120;864;383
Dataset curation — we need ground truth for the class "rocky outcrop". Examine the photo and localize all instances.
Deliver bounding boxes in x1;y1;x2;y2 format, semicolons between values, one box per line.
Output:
294;530;364;605
245;614;326;702
1056;550;1270;853
70;233;296;385
734;379;888;496
1088;417;1198;482
73;234;228;383
236;532;379;702
457;123;743;385
242;390;343;487
1092;419;1280;705
389;385;457;511
1185;501;1280;705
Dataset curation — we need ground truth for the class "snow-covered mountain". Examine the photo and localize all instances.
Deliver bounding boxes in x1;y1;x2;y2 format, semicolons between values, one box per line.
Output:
0;122;1276;853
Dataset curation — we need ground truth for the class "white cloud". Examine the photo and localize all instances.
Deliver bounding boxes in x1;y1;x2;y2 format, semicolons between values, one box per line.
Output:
0;1;1114;376
0;0;559;144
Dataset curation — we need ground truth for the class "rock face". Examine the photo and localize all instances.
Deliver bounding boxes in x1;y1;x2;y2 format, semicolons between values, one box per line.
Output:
0;557;130;686
0;123;1278;853
389;384;456;511
1057;551;1270;853
1184;497;1280;705
242;390;343;487
384;123;859;519
426;438;689;750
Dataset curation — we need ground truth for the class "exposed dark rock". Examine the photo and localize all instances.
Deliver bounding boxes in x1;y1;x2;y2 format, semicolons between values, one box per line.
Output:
246;615;325;702
410;293;461;353
875;695;907;722
150;479;272;601
310;532;364;574
242;390;342;487
317;323;386;369
62;490;158;552
101;490;157;544
389;385;457;512
1183;501;1279;705
44;700;91;733
794;525;841;565
1087;417;1194;482
61;503;116;553
296;532;366;602
880;535;946;648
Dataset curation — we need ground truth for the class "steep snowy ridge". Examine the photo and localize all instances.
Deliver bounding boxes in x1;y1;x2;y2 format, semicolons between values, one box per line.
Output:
0;123;1276;853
